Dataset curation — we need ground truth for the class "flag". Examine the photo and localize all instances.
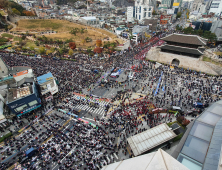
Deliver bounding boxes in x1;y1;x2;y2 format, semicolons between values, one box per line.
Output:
174;111;178;116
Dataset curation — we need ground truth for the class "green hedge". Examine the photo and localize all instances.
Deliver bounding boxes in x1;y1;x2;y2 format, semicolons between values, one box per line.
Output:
167;121;177;127
0;132;12;143
168;110;177;114
173;133;184;142
1;33;14;38
60;58;76;61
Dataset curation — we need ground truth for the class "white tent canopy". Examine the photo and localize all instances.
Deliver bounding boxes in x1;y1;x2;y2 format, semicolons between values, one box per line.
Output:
127;123;177;156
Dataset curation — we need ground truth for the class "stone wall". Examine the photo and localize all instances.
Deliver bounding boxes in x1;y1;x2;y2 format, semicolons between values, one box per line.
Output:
146;47;220;75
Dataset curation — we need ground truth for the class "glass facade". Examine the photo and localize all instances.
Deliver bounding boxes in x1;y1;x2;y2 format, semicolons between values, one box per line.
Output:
177;100;222;170
181;135;209;163
178;153;202;170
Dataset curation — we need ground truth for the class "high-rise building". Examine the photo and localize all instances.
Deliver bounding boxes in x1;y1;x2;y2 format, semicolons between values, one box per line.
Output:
127;6;134;22
127;0;154;22
209;0;222;15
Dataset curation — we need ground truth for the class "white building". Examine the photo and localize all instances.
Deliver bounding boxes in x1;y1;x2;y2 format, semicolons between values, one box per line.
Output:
209;0;222;15
127;0;153;22
127;6;134;22
134;0;153;21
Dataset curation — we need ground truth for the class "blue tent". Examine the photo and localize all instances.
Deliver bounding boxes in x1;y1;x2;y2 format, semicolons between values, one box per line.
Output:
26;147;36;157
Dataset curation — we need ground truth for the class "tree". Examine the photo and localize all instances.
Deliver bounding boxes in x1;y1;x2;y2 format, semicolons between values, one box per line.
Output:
80;28;85;34
176;12;182;19
94;47;103;53
144;32;151;40
96;40;102;47
30;46;34;51
182;119;190;127
69;42;76;50
197;29;203;36
4;25;8;32
46;50;52;55
68;49;73;56
0;0;9;9
87;48;92;53
35;41;40;46
39;46;46;54
85;37;92;42
176;25;182;31
183;27;193;34
21;35;26;40
81;39;86;45
22;47;27;51
50;47;55;52
152;10;157;15
12;8;21;15
22;10;35;16
177;116;185;124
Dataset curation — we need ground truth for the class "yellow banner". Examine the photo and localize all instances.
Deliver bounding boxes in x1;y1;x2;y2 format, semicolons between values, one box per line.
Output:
173;2;179;6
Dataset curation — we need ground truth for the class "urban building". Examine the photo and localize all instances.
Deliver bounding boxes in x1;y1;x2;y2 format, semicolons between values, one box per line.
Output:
131;25;149;43
143;18;158;33
160;33;206;58
210;20;222;42
127;6;134;22
6;77;41;117
172;100;222;170
161;0;174;8
209;0;222;15
80;16;100;27
127;0;154;22
37;72;58;101
160;14;172;25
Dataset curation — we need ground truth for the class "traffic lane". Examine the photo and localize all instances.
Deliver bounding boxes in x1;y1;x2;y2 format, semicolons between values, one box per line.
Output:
50;122;77;170
5;117;69;170
39;120;76;170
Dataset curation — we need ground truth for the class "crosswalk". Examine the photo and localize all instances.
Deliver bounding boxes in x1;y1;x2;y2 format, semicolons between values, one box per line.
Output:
63;95;110;115
71;95;110;106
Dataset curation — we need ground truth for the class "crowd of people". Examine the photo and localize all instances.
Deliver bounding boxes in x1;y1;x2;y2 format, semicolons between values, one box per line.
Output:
0;30;222;170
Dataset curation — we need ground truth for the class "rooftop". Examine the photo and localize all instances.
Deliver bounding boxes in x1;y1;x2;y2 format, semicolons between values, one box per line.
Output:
175;100;222;170
7;83;33;103
102;148;189;170
161;33;207;46
127;123;177;156
160;45;204;56
37;72;54;85
81;16;97;20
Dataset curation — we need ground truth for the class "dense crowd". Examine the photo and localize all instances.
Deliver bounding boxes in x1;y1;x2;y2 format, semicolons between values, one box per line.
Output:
0;30;222;170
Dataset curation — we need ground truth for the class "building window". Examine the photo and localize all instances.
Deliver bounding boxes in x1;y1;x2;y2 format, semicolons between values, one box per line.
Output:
139;15;141;20
15;104;28;112
133;7;135;17
2;71;4;73
149;7;151;11
144;8;147;11
148;12;151;17
28;100;38;107
144;12;146;18
139;6;141;13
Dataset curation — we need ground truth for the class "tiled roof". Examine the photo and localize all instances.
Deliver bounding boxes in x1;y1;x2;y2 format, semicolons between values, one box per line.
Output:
161;33;207;46
160;45;204;56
